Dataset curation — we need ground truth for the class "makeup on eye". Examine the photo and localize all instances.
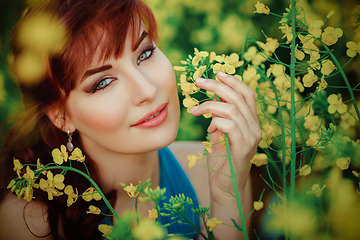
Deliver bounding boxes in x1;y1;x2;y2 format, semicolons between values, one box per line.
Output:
137;45;156;65
90;77;117;93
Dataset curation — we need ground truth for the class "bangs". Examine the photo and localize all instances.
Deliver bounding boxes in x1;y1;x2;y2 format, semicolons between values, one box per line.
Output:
60;0;158;89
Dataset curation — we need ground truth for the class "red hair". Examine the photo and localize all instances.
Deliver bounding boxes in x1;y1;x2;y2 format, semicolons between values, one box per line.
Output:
1;0;158;239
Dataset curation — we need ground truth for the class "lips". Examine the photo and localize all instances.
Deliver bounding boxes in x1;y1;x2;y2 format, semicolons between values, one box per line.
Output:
131;103;168;128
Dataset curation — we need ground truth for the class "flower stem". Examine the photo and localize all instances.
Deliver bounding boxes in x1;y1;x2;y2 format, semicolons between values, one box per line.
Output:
224;133;249;240
44;166;122;224
179;212;208;240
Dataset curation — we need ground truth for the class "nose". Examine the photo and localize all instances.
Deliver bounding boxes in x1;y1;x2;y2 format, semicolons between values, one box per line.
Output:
128;67;157;105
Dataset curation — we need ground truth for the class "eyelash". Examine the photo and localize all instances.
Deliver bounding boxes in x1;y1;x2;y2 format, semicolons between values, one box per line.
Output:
137;45;156;65
91;45;156;93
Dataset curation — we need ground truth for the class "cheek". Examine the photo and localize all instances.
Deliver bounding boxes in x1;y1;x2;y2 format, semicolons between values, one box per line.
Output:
66;93;129;132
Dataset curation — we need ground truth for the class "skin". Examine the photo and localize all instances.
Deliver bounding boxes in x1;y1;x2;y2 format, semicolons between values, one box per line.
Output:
0;22;261;240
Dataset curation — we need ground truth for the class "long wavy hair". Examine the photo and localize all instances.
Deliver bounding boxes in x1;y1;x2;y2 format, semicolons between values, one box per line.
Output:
0;0;158;239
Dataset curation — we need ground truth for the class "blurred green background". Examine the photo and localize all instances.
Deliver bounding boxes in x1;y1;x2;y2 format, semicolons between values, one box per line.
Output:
0;0;359;142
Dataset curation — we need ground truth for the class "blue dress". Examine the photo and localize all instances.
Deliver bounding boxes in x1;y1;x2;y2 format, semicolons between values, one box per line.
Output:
99;147;200;239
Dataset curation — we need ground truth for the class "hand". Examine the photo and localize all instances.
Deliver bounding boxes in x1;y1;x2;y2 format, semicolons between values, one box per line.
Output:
190;71;261;202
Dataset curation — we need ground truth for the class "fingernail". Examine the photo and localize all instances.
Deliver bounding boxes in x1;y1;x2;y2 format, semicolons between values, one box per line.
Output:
217;71;227;77
195;78;206;84
190;106;198;113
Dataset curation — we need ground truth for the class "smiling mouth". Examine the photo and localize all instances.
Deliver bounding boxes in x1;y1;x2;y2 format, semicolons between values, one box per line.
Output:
131;103;168;128
145;111;160;121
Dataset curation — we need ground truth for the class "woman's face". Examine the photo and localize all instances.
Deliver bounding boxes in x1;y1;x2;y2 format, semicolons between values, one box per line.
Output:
64;24;180;154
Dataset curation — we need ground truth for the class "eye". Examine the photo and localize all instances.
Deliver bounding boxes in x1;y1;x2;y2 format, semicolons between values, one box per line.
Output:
137;46;156;64
91;77;116;93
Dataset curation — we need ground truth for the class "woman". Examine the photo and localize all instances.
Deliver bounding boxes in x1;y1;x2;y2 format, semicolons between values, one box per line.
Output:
0;0;261;239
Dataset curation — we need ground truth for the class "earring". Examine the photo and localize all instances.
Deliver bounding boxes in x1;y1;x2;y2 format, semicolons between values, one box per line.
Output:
67;130;74;152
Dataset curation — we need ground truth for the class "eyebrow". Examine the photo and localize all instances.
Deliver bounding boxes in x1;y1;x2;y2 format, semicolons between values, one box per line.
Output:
133;31;148;51
81;64;112;83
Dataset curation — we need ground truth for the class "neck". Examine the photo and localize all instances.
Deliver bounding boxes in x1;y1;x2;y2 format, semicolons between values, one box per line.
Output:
80;139;160;197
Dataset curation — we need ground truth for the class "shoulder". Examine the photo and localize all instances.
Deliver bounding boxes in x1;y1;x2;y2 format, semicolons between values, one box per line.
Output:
0;192;53;240
168;141;210;207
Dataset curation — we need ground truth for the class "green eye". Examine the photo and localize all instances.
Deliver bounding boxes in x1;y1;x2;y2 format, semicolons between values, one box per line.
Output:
138;50;151;63
137;46;156;64
97;78;112;90
91;78;115;93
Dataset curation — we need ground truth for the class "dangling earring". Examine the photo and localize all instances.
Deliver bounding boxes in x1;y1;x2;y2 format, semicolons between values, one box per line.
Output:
67;130;74;152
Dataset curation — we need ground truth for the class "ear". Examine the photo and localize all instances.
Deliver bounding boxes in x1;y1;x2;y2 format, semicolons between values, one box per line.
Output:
46;106;76;133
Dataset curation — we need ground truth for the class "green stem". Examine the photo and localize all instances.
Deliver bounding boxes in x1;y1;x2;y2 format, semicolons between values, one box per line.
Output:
44;166;122;224
179;212;208;240
289;0;297;239
224;133;249;240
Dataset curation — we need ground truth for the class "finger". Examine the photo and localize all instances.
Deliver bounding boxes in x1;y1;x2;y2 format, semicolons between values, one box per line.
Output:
216;71;258;121
195;77;259;132
191;100;251;140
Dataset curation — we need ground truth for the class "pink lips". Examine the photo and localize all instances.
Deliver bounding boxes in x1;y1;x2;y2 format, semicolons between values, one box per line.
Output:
131;103;168;128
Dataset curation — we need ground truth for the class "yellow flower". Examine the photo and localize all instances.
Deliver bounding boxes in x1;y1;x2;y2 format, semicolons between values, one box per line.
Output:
302;69;318;88
64;185;78;207
183;95;199;113
224;53;244;68
98;224;112;237
39;171;65;200
219;135;227;149
336;157;350;170
257;38;279;53
148;208;158;222
132;218;166;240
187;152;203;169
13;158;23;178
295;45;305;61
243;66;260;83
346;41;360;57
23;166;35;184
253;200;264;211
23;186;33;202
317;77;328;91
306;184;326;197
243;46;257;62
304;115;322;132
259;124;275;148
321;59;336;76
251;153;268;167
202;141;213;153
52;145;68;165
123;183;139;198
173;66;186;71
321;27;343;46
178;73;199;96
327;94;347;114
82;187;102;201
192;48;209;66
299;164;311;176
68;147;85;162
36;158;47;175
87;205;101;214
308;20;323;38
306;132;320;147
254;1;270;15
206;217;223;232
193;66;206;79
279;25;293;44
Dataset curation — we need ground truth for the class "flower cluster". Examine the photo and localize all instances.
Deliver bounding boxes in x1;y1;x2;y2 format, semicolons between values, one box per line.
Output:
7;145;101;208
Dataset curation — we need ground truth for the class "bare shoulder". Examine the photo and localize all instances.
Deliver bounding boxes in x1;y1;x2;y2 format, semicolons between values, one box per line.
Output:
0;192;53;240
169;141;210;207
